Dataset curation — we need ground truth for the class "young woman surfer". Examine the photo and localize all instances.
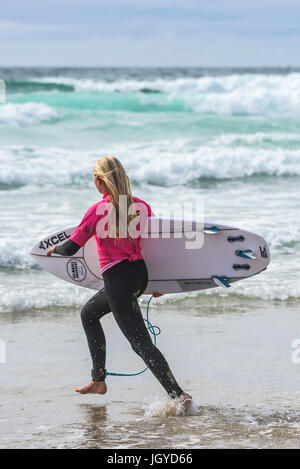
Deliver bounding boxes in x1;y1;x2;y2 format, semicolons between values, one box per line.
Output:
47;156;192;410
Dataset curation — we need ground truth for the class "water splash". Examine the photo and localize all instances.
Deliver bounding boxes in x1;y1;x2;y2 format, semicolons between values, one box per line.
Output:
144;396;198;418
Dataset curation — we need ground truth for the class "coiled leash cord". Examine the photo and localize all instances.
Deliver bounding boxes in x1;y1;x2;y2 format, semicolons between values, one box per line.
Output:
104;295;160;377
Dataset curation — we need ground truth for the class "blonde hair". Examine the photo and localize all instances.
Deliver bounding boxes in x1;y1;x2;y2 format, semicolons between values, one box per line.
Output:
93;156;137;238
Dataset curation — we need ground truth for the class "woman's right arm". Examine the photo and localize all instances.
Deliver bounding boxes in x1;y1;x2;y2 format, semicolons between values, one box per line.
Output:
47;239;81;257
47;204;98;257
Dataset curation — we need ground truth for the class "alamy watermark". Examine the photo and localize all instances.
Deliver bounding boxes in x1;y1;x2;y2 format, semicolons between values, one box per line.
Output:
291;339;300;365
94;196;204;249
0;79;5;104
0;339;6;364
1;82;8;362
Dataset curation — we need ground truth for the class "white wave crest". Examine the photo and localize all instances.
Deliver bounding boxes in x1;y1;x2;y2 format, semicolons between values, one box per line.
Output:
130;144;300;185
211;132;300;146
1;141;300;189
0;102;57;127
31;73;300;116
0;281;91;313
0;146;92;187
0;240;35;269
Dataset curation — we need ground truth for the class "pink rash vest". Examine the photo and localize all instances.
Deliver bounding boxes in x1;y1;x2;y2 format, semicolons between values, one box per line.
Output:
69;191;154;274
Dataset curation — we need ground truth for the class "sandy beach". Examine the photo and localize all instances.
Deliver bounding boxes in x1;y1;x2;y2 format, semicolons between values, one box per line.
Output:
1;296;300;449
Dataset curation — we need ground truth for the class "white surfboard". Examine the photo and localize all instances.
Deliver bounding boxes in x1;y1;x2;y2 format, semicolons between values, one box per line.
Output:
29;218;270;294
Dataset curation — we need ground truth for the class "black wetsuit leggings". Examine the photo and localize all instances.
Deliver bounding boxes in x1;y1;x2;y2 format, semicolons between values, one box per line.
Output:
80;259;183;398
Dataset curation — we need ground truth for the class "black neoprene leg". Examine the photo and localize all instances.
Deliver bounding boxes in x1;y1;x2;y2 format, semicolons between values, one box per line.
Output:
80;289;111;381
103;260;184;398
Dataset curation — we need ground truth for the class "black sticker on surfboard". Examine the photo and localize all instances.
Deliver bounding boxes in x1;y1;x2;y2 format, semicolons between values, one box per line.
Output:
259;245;268;258
39;232;70;250
67;259;86;282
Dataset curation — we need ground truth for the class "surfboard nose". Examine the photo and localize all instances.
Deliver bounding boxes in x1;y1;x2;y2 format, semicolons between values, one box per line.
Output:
29;241;44;257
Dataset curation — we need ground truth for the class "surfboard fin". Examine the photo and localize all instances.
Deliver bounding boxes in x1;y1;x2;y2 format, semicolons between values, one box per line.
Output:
227;235;245;242
211;276;231;288
233;264;250;270
204;226;220;234
235;249;256;259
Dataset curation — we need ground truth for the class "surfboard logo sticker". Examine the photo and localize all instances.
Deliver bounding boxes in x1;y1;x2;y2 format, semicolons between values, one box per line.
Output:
38;231;70;250
67;259;86;282
259;245;268;258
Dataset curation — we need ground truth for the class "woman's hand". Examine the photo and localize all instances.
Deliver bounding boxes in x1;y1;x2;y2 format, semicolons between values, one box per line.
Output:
152;291;164;298
46;245;56;257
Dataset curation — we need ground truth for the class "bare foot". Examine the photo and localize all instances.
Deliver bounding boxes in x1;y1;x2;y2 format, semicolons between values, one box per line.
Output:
178;392;193;414
152;291;164;298
75;381;107;395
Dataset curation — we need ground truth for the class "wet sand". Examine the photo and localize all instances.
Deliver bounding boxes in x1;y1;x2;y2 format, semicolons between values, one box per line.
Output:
1;298;300;449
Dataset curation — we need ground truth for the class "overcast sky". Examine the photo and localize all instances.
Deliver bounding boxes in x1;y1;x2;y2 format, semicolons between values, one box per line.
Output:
0;0;300;67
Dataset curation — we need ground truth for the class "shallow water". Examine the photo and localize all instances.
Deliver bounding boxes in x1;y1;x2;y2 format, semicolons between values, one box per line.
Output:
1;300;300;449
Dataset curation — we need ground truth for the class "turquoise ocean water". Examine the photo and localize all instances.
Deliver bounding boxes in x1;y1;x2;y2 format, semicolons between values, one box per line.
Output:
1;68;300;448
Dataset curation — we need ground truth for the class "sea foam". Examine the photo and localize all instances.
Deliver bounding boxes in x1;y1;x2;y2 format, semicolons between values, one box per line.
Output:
0;102;57;127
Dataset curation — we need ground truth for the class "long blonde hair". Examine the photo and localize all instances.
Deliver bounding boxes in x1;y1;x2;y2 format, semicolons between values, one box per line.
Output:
93;156;137;239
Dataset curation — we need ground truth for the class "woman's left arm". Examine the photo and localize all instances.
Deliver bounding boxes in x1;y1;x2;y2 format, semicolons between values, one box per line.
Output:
145;204;164;297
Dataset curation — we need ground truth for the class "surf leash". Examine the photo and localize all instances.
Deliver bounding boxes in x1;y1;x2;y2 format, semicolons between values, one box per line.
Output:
104;295;161;378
